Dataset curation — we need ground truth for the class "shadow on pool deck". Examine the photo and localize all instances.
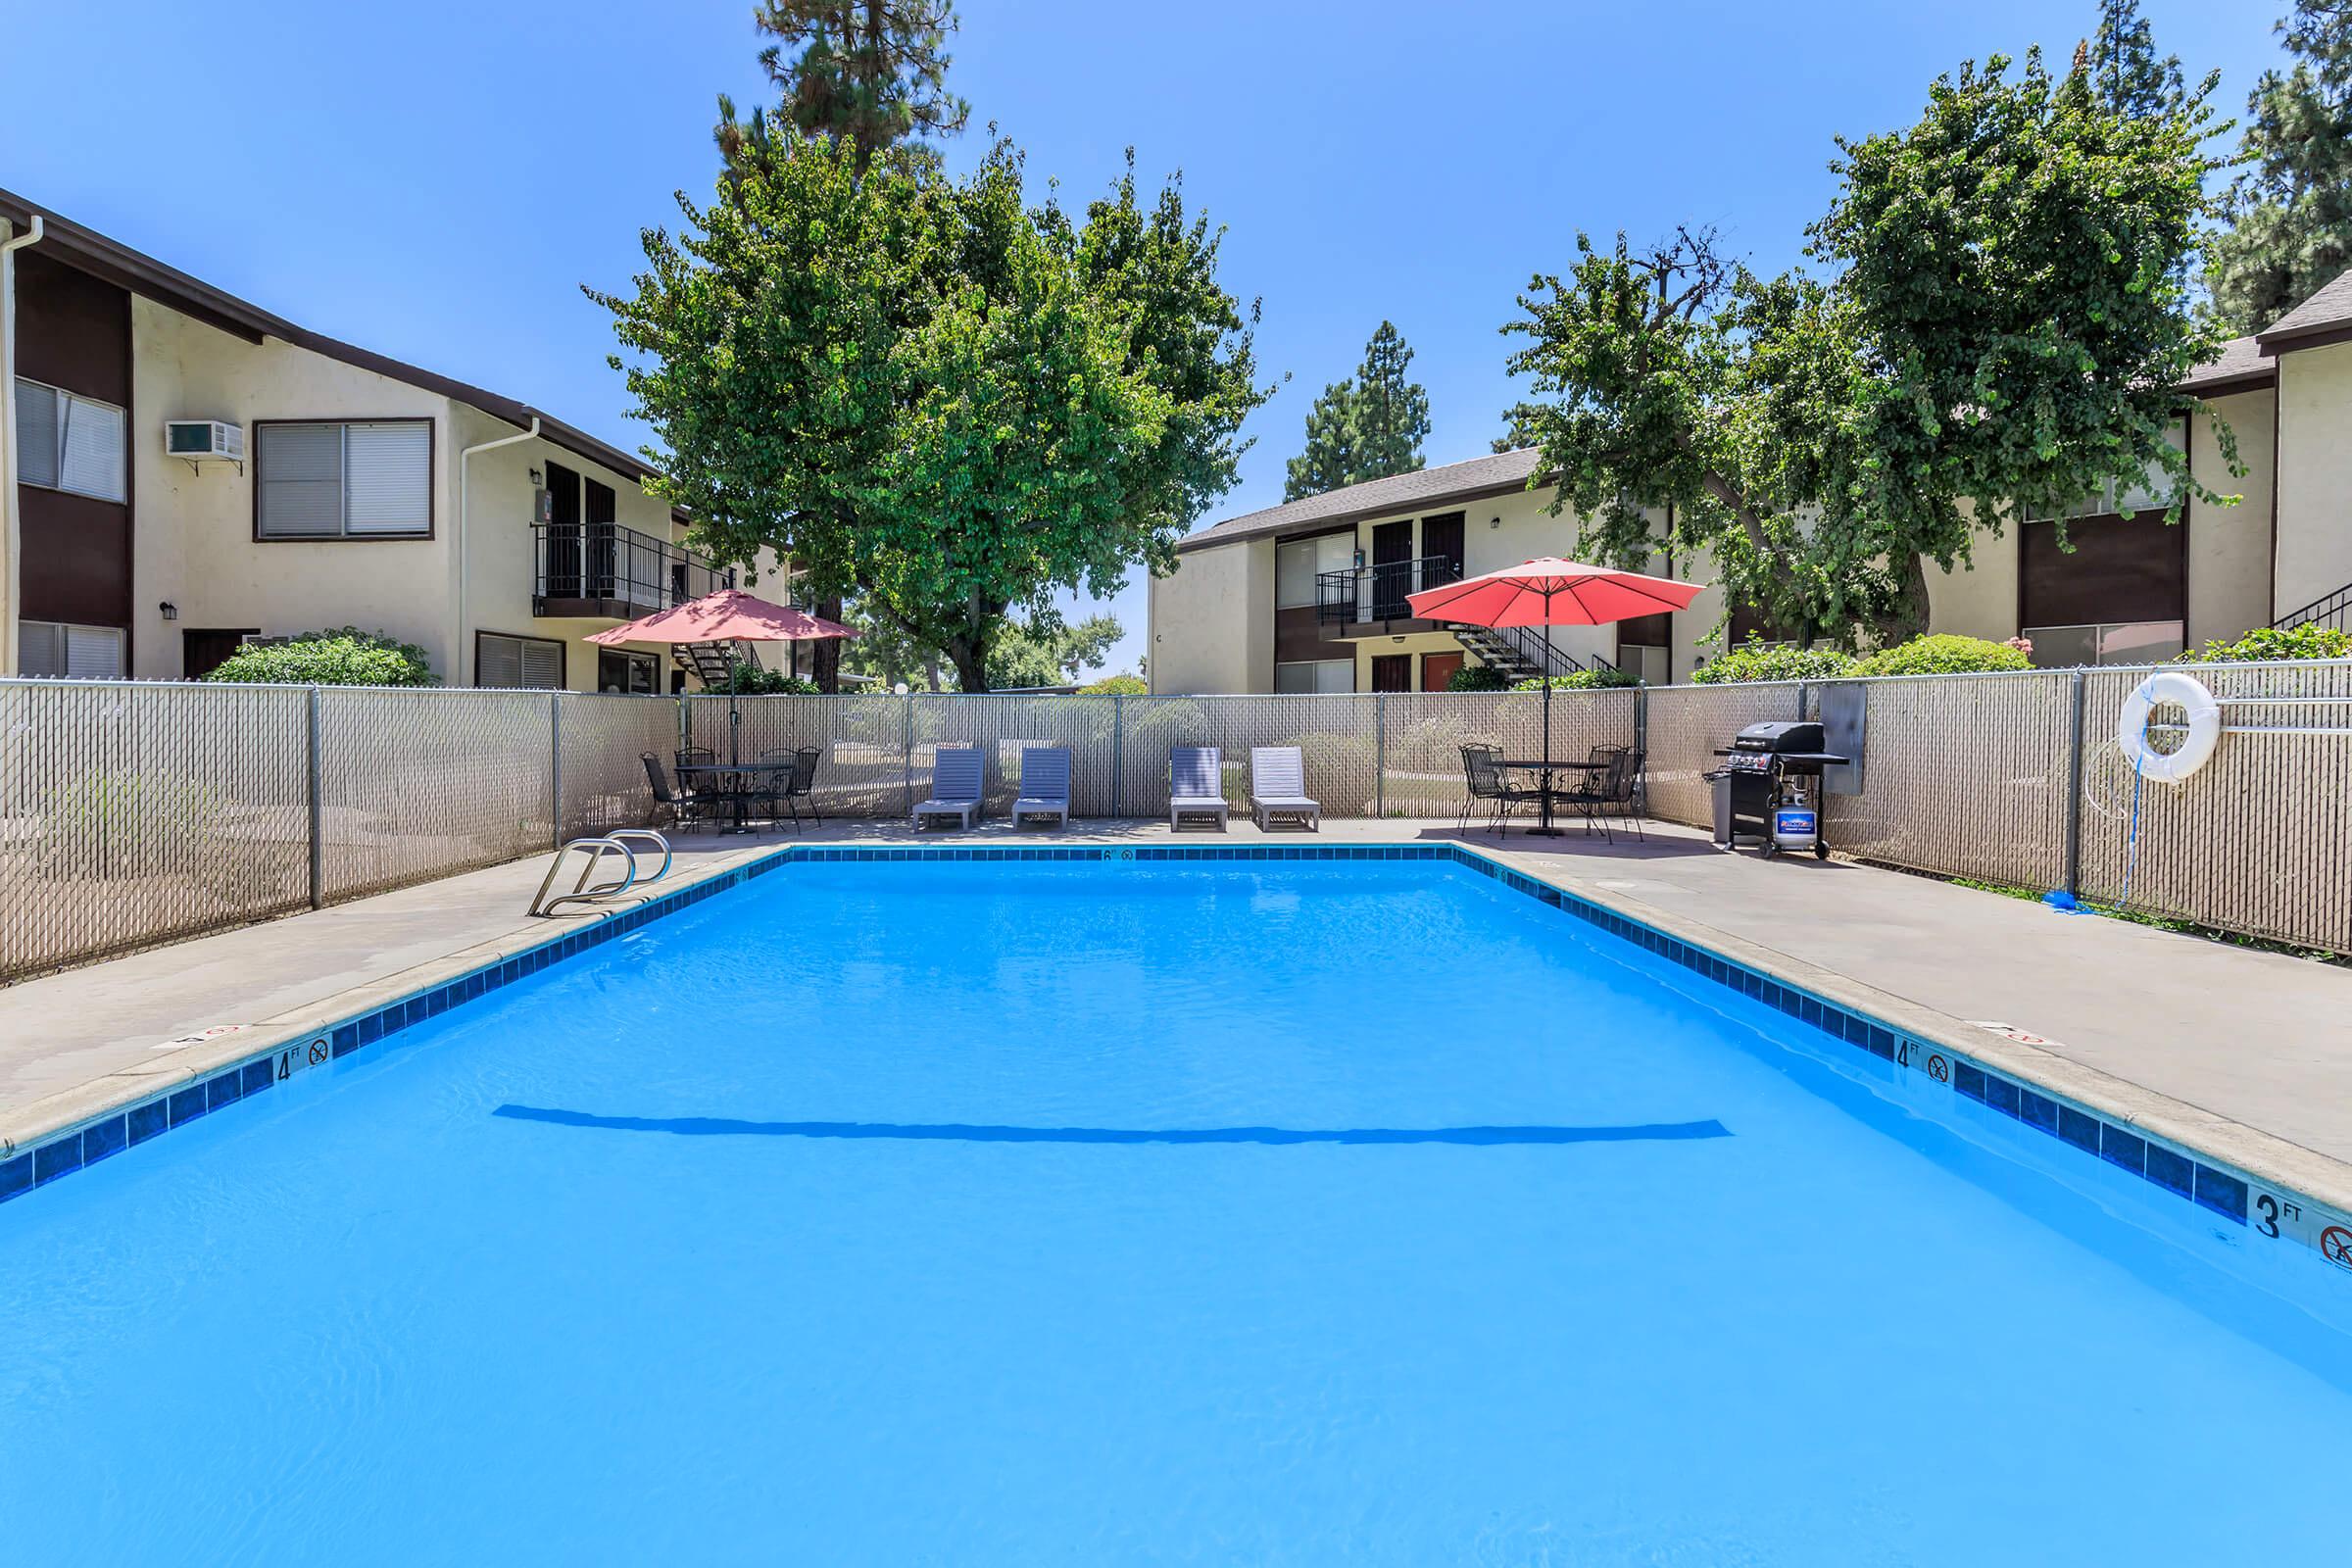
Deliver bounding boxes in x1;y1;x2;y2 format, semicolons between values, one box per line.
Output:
492;1106;1732;1147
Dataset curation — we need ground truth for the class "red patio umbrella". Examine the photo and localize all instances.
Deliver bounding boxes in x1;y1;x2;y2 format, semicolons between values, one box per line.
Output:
588;588;858;770
1409;557;1703;834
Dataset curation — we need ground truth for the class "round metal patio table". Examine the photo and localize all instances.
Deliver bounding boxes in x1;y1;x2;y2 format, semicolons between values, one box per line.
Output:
1499;758;1610;837
675;761;797;836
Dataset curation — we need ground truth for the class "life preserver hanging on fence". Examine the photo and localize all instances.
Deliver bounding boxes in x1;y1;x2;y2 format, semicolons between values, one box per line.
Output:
2116;670;2222;784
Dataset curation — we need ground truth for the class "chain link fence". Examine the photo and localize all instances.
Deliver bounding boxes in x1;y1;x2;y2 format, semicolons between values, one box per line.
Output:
7;661;2352;978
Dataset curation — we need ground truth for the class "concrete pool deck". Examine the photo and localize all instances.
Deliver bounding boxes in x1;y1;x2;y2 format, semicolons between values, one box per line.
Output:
5;816;2350;1200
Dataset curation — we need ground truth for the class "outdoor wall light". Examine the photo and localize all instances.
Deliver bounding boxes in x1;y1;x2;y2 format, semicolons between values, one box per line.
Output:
1490;515;1501;529
159;602;178;621
528;466;543;487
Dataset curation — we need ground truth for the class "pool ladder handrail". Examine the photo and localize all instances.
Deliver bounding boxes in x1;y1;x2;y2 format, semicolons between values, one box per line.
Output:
528;828;673;917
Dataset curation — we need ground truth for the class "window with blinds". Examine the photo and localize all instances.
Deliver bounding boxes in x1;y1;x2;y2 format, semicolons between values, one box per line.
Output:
256;419;431;537
13;378;125;503
20;619;126;679
476;632;565;690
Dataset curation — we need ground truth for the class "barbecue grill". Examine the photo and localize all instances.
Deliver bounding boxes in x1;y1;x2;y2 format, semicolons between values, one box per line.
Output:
1704;720;1850;858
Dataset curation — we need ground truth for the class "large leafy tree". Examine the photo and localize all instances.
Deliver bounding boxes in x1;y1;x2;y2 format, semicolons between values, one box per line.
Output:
1502;49;2234;646
2207;1;2352;333
596;133;1265;692
984;613;1124;689
1282;320;1430;499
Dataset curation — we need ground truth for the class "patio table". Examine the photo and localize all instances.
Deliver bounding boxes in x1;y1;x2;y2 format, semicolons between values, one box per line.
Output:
1500;758;1610;838
675;761;798;836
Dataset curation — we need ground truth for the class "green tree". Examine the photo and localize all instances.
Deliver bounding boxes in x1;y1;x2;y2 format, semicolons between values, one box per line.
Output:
596;134;1265;693
1502;50;2233;647
2087;0;2196;120
2207;1;2352;333
1282;321;1430;499
984;613;1124;689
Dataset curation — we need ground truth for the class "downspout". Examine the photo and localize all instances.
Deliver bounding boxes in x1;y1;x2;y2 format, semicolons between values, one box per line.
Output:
455;414;539;685
0;215;44;676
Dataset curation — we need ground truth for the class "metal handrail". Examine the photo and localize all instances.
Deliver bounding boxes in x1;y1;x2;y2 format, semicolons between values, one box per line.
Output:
1313;554;1464;624
606;828;674;886
532;521;737;618
2273;579;2352;635
529;838;637;916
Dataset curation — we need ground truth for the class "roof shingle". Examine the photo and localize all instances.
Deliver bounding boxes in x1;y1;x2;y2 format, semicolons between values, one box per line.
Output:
2257;266;2352;351
1177;447;1544;553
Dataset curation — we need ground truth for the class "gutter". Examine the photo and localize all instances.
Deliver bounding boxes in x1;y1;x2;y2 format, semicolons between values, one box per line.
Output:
456;415;540;685
0;214;44;676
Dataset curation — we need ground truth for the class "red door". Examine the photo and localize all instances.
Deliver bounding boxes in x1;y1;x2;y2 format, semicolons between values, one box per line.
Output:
1421;652;1463;692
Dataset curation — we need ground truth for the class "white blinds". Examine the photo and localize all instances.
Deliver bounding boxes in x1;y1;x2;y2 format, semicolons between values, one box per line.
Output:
59;394;126;503
257;422;345;536
257;420;430;536
478;633;564;690
19;620;124;679
15;379;59;489
1276;532;1356;609
344;422;431;533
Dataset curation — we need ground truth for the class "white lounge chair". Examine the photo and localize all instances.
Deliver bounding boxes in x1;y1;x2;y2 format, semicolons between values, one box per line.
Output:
1169;746;1228;831
914;746;985;830
1250;746;1320;832
1012;746;1072;830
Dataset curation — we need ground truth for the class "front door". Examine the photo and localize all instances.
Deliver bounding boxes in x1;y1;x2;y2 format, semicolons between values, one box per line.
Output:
544;462;582;598
1420;512;1465;589
1370;654;1411;692
182;627;258;679
1371;519;1413;619
1421;651;1463;692
585;477;618;604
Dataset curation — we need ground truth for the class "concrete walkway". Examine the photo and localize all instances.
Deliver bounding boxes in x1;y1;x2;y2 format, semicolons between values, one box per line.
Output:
5;817;2350;1175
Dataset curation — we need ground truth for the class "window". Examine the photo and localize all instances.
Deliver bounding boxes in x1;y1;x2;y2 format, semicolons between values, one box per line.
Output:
598;648;659;694
256;419;431;537
20;619;125;679
1276;532;1356;610
14;379;126;503
1274;658;1354;694
476;631;564;690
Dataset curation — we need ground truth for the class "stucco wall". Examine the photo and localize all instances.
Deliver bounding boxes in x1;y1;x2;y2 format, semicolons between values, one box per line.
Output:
1150;535;1270;693
2274;341;2352;619
2187;389;2276;643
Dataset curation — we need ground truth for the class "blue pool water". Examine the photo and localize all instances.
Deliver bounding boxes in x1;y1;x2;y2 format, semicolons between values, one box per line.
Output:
4;860;2349;1564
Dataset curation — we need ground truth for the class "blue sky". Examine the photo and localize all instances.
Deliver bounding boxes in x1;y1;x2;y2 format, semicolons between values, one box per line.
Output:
2;0;2289;677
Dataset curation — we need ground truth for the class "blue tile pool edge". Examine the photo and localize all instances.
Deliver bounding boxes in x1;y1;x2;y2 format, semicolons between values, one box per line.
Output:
3;840;2346;1290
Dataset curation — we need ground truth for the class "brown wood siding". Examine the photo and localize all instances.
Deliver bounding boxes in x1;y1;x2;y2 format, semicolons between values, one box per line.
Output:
2020;514;2186;628
15;252;132;639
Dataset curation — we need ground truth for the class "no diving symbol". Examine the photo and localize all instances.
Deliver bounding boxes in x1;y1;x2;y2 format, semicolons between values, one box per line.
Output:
1926;1054;1950;1085
2322;1226;2352;1272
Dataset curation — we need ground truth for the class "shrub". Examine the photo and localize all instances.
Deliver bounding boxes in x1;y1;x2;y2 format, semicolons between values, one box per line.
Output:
204;627;437;686
1078;672;1149;695
1446;663;1510;693
2176;624;2352;664
1511;667;1639;690
1853;633;2033;677
1690;641;1858;684
712;665;821;695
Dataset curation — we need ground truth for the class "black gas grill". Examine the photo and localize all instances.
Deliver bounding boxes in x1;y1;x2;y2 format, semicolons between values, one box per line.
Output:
1705;720;1849;858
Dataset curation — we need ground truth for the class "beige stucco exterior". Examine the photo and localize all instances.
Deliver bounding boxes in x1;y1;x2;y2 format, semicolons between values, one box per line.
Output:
1148;533;1272;693
2274;341;2352;622
2188;388;2276;645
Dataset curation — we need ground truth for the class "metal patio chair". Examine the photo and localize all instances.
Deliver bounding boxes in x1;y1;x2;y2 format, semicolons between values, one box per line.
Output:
642;753;710;832
1459;743;1537;837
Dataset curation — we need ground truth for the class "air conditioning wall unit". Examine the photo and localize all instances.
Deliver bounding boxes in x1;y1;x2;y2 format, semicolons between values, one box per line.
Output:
165;419;245;467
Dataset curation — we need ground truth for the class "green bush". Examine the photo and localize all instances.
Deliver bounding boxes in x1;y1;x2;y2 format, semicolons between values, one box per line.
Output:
204;626;438;687
1853;633;2032;677
1690;641;1858;684
2176;624;2352;664
712;665;821;695
1511;667;1639;691
1078;672;1149;695
1446;663;1510;693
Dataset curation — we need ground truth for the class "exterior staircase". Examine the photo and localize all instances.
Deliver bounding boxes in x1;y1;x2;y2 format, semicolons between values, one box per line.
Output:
1448;622;1609;683
670;640;762;689
2273;580;2352;636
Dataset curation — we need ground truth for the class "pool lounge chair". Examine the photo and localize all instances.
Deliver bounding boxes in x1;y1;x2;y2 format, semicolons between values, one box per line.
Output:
1249;746;1320;833
1012;746;1072;830
914;746;985;831
1169;746;1228;831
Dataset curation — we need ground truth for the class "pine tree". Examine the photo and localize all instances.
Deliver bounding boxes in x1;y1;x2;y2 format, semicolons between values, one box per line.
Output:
1281;322;1429;500
2207;1;2352;333
2087;0;2193;119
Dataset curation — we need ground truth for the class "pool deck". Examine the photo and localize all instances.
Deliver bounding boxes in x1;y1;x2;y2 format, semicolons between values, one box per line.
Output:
6;816;2351;1206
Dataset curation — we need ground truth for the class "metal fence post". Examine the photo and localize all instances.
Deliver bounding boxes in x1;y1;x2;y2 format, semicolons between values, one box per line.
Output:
306;686;323;909
550;693;564;849
903;692;915;817
2063;668;2087;897
1796;681;1810;721
1374;693;1387;818
1111;694;1123;819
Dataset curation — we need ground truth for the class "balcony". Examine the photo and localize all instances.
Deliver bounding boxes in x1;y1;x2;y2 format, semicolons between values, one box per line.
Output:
1314;553;1463;632
532;521;736;620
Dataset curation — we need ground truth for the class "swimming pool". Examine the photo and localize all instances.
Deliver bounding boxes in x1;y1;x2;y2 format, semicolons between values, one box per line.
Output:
3;855;2348;1563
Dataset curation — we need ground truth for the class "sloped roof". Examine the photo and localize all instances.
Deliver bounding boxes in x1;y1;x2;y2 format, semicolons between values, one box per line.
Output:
2177;334;2275;395
0;186;671;500
2257;265;2352;353
1176;447;1544;553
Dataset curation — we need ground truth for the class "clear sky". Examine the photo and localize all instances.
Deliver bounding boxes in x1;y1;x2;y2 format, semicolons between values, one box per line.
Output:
1;0;2289;678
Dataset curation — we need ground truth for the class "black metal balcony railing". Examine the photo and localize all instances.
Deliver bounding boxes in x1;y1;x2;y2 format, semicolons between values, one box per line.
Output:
1314;553;1463;625
2274;580;2352;637
532;521;736;619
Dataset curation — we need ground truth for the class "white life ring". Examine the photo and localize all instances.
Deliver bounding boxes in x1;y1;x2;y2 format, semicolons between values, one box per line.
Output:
2116;670;2222;784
